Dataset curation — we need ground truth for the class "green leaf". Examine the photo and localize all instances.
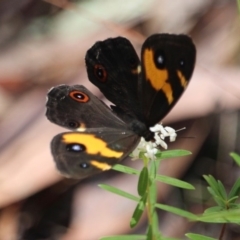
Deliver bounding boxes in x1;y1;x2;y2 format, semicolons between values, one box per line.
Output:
156;174;195;189
229;178;240;200
155;203;198;220
149;160;157;180
204;206;224;213
211;194;226;208
99;184;139;202
161;238;182;240
206;187;224;207
186;233;218;240
228;196;239;204
204;176;227;206
100;235;146;240
198;209;240;223
146;225;152;240
229;203;240;209
217;180;227;200
155;149;191;160
230;152;240;166
149;176;157;207
238;0;240;14
130;194;147;228
204;175;219;196
151;211;160;237
138;167;148;196
112;164;139;175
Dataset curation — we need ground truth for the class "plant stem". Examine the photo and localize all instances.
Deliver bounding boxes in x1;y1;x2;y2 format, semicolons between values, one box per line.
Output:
219;223;226;240
146;160;160;240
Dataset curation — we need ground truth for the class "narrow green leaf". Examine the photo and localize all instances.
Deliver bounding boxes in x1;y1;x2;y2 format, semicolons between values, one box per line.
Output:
99;184;139;202
206;186;215;197
149;160;157;180
162;238;182;240
149;175;157;206
229;178;240;200
204;175;219;196
112;164;139;175
156;174;195;189
228;196;239;204
230;152;240;166
155;203;198;220
217;180;227;200
207;187;226;208
204;206;224;213
198;209;240;223
151;211;160;237
130;195;147;228
100;235;146;240
229;203;240;209
138;167;148;196
186;233;217;240
155;149;191;160
206;187;224;206
212;194;226;208
146;225;153;240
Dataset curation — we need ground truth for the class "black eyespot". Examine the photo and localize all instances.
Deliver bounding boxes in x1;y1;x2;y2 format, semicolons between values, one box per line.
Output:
179;59;185;68
154;50;166;69
67;120;79;129
94;64;107;82
66;143;86;152
79;162;90;169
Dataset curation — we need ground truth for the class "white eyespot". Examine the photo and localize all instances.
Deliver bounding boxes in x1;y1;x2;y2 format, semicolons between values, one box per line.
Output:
157;55;164;65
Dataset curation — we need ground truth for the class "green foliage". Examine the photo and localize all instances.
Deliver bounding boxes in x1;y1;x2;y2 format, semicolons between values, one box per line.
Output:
196;153;240;226
99;149;240;239
99;149;196;240
186;233;217;240
196;157;240;224
230;152;240;166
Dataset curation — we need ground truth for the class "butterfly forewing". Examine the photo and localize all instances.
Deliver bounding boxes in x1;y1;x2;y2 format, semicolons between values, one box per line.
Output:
85;37;142;119
139;34;196;126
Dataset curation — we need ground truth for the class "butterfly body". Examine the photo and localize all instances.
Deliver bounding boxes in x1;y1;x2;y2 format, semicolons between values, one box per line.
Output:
46;34;196;179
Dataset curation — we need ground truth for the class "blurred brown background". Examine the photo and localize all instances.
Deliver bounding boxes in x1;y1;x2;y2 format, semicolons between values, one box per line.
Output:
0;0;240;239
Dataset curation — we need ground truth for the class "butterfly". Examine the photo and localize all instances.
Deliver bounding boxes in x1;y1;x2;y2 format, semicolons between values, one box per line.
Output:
46;33;196;179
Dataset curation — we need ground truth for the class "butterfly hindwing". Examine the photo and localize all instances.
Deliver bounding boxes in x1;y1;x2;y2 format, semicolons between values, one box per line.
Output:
51;129;140;179
46;84;127;130
46;84;140;179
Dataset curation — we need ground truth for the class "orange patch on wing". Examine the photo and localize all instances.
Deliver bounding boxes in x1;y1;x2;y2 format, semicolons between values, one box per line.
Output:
143;49;173;104
90;161;112;170
62;133;123;158
177;70;188;88
143;49;168;90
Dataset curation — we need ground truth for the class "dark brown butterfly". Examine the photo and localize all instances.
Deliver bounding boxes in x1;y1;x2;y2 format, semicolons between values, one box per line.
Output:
46;34;196;179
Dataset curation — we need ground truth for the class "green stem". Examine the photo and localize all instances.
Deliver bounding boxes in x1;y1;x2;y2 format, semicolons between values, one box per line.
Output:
146;160;160;240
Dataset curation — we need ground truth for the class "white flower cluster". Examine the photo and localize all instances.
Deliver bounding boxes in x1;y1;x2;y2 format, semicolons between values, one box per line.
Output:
132;124;177;160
